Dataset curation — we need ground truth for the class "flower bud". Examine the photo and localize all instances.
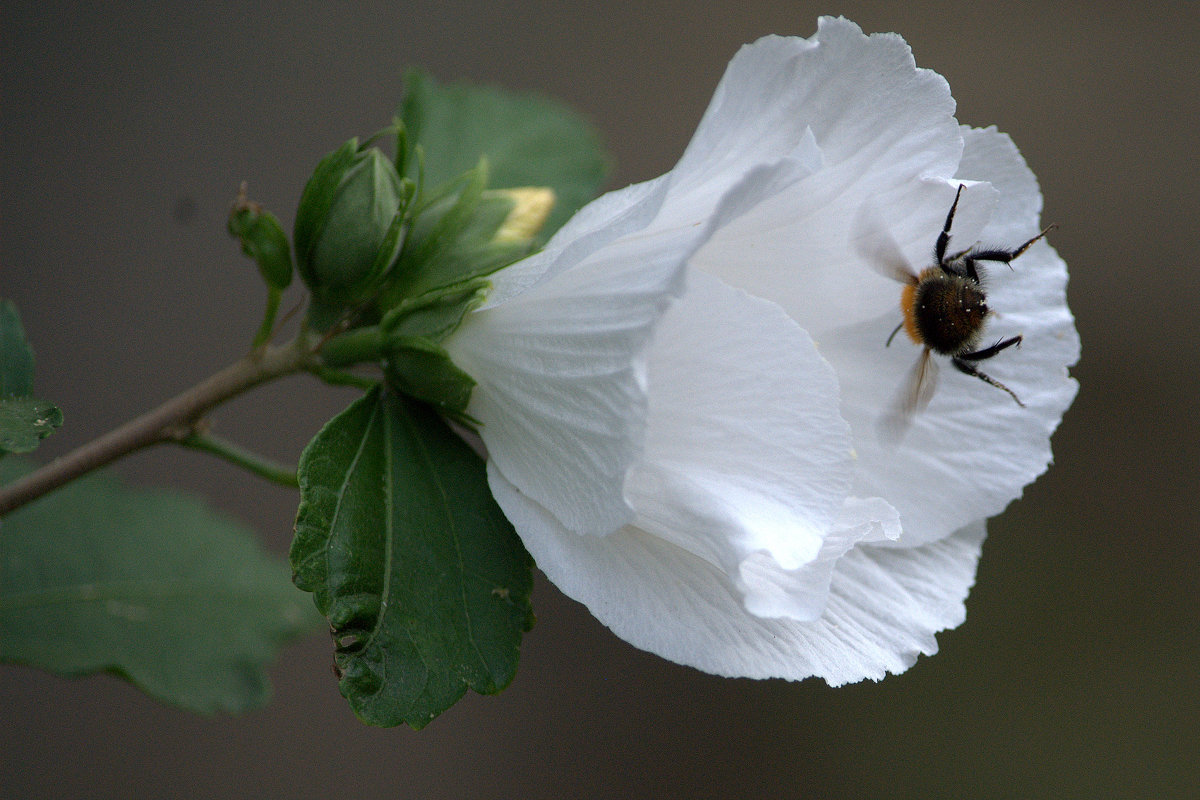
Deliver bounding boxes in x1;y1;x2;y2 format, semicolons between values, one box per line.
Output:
228;184;293;290
294;140;408;305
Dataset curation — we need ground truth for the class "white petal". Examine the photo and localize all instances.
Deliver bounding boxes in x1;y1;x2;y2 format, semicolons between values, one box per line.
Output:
481;175;670;308
626;269;854;619
689;16;964;336
661;35;822;215
446;176;686;537
821;126;1080;547
495;463;986;683
838;495;902;544
812;519;986;684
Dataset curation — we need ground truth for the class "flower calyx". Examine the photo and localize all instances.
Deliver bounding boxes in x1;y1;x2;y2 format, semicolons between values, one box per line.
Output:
379;280;490;418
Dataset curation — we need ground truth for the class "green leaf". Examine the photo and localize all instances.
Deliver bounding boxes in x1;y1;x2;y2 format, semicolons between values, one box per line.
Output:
0;460;321;714
292;387;534;729
0;300;34;397
0;300;61;456
400;70;608;243
0;398;63;454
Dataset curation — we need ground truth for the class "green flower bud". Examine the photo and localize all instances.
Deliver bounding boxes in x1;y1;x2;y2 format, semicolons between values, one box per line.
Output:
293;139;408;305
228;184;293;290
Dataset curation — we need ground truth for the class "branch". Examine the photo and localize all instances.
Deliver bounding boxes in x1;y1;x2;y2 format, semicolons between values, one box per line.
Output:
0;336;317;518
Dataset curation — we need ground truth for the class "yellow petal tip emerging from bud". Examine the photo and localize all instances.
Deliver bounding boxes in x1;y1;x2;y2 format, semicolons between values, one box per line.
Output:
491;187;557;243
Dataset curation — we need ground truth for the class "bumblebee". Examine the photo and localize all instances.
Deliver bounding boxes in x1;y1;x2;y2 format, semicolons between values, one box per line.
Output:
858;184;1053;425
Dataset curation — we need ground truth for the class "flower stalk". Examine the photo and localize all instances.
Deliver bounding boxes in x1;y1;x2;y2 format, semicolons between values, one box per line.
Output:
251;285;284;349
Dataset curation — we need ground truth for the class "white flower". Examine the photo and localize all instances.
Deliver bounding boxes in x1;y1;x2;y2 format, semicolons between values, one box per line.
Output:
444;16;1079;684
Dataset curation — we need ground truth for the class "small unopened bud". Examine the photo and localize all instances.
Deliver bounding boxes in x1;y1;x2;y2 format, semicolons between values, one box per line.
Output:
228;183;293;290
294;141;407;305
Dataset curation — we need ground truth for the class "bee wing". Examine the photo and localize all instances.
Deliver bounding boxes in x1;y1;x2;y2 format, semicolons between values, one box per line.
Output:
852;199;919;284
877;348;939;445
908;348;940;414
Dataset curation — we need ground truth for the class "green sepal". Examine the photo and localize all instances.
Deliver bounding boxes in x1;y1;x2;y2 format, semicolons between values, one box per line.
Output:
399;69;608;242
393;115;410;179
401;157;490;274
380;278;490;343
381;162;530;306
384;335;476;415
0;459;321;714
0;300;61;456
315;280;485;410
228;195;293;290
293;138;360;275
357;174;413;288
291;387;534;729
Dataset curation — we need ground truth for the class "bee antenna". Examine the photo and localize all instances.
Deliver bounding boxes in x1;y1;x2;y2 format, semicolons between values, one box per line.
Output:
886;321;904;347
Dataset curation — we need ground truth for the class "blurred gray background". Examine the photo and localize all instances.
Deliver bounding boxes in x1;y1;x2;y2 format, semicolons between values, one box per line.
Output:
3;2;1196;798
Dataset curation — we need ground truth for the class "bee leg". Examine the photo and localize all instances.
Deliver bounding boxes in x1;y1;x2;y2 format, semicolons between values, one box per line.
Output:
935;184;967;263
956;253;981;284
939;251;978;283
966;224;1058;270
959;335;1022;362
952;342;1024;407
885;320;904;347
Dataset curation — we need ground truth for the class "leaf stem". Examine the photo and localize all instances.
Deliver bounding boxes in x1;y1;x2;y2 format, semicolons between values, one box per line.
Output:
176;431;299;488
0;335;319;518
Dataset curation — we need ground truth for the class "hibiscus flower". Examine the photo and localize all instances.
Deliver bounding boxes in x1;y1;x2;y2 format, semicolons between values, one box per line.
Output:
444;16;1079;684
